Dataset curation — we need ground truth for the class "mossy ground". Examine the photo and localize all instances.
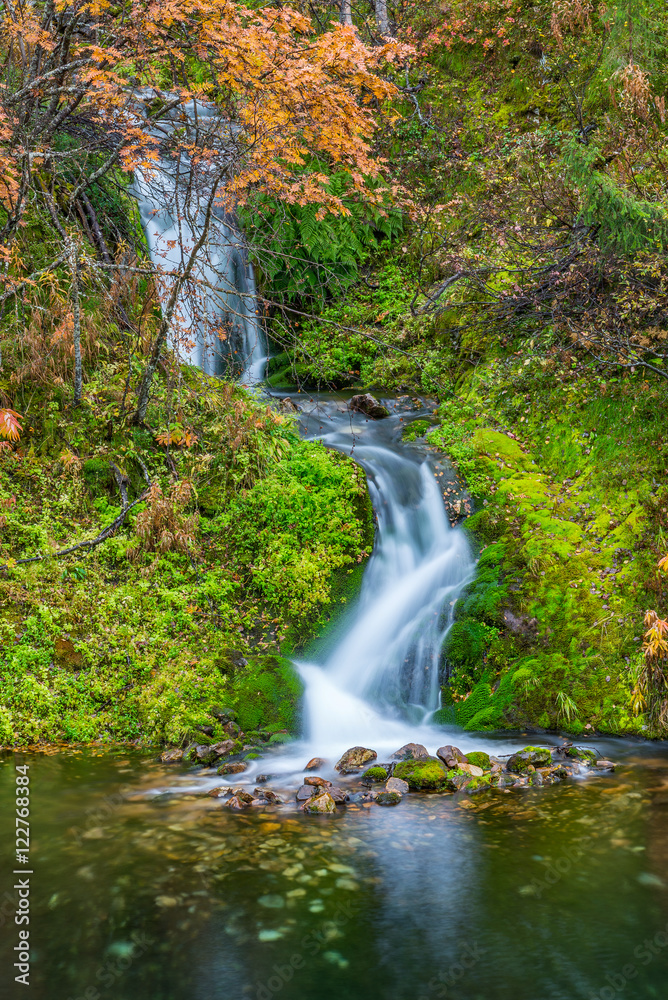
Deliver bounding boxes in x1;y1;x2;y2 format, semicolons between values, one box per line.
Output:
0;356;370;746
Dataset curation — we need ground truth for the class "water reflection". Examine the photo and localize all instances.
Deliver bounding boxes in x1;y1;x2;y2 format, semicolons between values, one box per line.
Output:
2;750;668;1000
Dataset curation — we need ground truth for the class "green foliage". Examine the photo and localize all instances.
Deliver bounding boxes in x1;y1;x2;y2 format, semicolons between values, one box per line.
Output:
241;172;403;304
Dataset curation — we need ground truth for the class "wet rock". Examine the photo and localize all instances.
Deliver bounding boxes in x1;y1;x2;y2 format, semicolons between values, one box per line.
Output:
226;795;249;810
217;761;247;776
279;397;300;413
159;749;184;763
506;747;552;773
296;784;317;802
361;766;389;784
335;746;377;774
211;706;237;723
458;762;485;777
305;757;327;771
232;788;254;804
445;771;473;792
385;777;409;795
256;788;283;804
564;746;597;765
303;791;336;814
196;724;214;737
596;759;617;771
391;743;429;761
207;786;228;798
210;739;237;758
436;745;469;769
222;721;241;739
256;774;270;783
349;393;390;420
375;791;402;806
190;744;220;765
328;786;347;804
304;776;331;787
393;757;448;791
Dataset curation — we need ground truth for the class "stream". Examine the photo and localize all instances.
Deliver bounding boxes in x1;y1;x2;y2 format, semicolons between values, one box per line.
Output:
2;104;668;1000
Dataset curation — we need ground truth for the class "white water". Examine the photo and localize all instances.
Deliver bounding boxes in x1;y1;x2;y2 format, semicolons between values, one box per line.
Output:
131;97;267;384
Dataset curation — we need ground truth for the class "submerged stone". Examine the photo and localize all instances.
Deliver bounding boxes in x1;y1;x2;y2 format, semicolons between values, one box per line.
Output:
159;749;184;763
335;746;377;773
375;791;402;806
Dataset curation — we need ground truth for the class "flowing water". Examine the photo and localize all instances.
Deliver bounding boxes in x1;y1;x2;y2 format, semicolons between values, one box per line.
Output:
131;97;267;383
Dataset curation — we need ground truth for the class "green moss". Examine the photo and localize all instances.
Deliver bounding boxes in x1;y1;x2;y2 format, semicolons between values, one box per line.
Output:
362;765;389;783
393;757;447;791
229;656;304;734
466;751;491;770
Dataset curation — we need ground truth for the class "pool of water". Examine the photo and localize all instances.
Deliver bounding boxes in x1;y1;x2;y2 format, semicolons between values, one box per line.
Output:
2;745;668;1000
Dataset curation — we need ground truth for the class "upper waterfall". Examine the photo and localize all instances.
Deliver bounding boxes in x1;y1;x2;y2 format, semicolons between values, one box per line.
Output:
131;98;267;384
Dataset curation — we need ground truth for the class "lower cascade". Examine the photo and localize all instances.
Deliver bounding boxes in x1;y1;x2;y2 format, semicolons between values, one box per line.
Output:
297;398;475;757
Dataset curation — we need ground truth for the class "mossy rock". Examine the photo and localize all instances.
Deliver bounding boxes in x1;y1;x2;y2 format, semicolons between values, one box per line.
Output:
362;765;389;783
507;746;552;773
466;751;491;770
466;774;492;792
230;655;303;734
393;757;447;791
565;746;597;765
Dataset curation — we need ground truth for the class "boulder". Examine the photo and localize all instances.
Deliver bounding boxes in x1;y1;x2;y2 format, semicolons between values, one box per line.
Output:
348;393;390;420
506;747;552;773
436;745;469;769
160;749;184;763
190;744;220;765
385;777;409;795
335;746;377;773
296;784;317;802
303;791;337;814
328;786;348;803
391;743;429;761
393;757;448;791
305;757;327;771
217;761;247;776
304;776;331;787
375;791;402;806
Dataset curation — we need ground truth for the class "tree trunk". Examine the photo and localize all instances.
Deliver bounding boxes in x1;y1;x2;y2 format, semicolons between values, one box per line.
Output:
69;244;83;406
375;0;390;35
339;0;353;26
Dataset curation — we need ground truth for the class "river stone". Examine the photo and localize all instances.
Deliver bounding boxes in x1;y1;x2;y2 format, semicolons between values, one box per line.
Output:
436;745;469;769
445;772;473;792
564;746;597;765
305;757;327;771
210;739;237;758
207;786;228;798
304;776;331;787
226;795;249;810
160;749;184;763
361;766;389;783
328;786;347;803
385;777;409;795
348;393;390;420
256;788;283;804
391;743;429;761
458;763;484;778
222;721;241;738
506;747;552;773
303;791;336;814
375;791;402;806
335;747;377;773
596;759;616;770
393;757;448;791
296;784;317;801
217;761;247;776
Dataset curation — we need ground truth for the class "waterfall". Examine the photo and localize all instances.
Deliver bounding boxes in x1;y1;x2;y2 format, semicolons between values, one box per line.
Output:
297;399;477;755
132;98;267;384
